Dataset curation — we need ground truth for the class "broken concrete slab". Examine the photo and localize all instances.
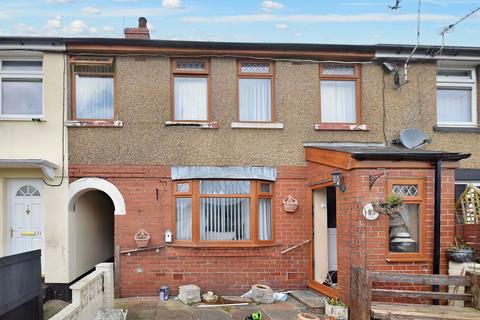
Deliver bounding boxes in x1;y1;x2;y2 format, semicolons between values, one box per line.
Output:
289;290;327;311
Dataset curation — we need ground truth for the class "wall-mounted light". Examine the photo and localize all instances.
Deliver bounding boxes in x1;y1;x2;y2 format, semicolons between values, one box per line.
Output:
331;169;346;192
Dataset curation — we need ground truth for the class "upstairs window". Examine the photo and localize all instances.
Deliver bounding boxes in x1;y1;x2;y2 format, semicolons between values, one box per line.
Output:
320;64;360;124
237;60;274;122
172;59;210;121
0;60;43;118
71;57;115;120
437;68;477;127
174;180;274;246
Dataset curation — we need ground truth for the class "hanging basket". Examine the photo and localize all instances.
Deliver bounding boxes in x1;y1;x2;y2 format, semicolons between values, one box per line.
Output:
283;195;299;213
134;229;151;248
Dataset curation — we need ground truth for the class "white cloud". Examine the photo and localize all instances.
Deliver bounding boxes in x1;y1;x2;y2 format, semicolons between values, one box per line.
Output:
46;0;74;3
162;0;183;9
66;19;97;35
82;6;101;14
182;13;456;24
261;1;284;11
294;32;302;37
44;18;61;30
102;26;115;33
13;23;38;35
275;23;288;29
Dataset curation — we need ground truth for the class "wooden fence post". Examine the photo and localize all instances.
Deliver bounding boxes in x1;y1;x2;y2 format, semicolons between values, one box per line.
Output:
350;267;371;320
466;271;480;310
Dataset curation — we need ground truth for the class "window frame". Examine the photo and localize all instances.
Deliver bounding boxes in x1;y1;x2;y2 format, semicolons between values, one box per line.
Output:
436;67;477;128
237;59;275;123
170;58;211;122
172;179;275;247
70;56;116;121
385;177;426;262
319;64;361;125
0;57;44;120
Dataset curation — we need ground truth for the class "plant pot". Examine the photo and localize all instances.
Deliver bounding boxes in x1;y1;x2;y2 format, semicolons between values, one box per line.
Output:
135;238;150;248
448;248;475;263
372;202;402;215
283;195;299;213
134;229;151;248
325;301;348;320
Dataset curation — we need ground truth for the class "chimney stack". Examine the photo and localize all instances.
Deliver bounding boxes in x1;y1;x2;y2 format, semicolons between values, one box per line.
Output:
124;17;150;40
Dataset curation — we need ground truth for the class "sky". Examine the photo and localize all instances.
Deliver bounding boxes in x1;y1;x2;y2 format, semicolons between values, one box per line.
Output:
1;0;480;46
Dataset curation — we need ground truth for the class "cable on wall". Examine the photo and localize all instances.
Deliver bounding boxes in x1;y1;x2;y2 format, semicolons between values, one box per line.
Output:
43;52;67;187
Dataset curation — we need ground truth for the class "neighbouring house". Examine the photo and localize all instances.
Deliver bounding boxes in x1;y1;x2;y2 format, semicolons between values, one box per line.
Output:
0;38;72;298
61;17;478;305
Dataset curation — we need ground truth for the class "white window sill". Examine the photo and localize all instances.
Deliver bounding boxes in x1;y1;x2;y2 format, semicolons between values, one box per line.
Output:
65;120;123;128
0;116;45;122
165;121;218;129
231;122;284;129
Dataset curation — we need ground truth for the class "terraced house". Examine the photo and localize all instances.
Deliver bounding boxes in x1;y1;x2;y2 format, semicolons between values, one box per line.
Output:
2;18;480;309
58;18;479;305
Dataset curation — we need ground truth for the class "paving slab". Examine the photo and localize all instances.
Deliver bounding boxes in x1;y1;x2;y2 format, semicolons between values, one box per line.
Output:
289;290;327;310
230;307;269;320
113;296;325;320
193;309;232;320
115;297;158;320
43;299;70;319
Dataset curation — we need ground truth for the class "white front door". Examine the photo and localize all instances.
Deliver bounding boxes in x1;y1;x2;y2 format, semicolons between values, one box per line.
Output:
7;179;44;270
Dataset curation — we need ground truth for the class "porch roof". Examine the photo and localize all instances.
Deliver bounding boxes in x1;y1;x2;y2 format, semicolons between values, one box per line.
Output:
0;159;59;180
304;143;470;170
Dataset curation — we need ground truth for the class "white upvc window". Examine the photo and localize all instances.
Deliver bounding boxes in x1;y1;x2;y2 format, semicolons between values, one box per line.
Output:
0;59;43;119
436;68;477;127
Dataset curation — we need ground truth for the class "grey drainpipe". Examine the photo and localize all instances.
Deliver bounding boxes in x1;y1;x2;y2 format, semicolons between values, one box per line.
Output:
432;159;442;304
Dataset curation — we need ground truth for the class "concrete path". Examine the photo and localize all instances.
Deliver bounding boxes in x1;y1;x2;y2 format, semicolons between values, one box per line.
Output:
114;296;327;320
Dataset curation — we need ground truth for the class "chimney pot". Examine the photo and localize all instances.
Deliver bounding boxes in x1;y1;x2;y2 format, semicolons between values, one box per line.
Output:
139;17;147;28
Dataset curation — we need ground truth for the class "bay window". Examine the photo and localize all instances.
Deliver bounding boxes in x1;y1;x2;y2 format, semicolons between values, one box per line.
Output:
387;178;425;261
71;57;115;120
319;64;360;124
172;59;210;121
237;60;274;122
0;59;43;118
174;180;274;245
436;68;477;127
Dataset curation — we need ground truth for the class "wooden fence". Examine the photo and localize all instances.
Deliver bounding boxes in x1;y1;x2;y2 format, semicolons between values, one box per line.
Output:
350;267;480;320
0;250;43;320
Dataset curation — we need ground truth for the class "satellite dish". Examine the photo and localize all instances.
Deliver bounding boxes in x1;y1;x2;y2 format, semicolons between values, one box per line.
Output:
399;128;431;149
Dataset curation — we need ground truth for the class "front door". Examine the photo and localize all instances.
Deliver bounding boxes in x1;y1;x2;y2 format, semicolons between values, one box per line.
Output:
7;179;44;270
310;186;338;297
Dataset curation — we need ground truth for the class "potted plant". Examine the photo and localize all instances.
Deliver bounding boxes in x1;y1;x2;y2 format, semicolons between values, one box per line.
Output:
448;237;475;263
325;298;348;320
134;229;150;248
372;194;403;215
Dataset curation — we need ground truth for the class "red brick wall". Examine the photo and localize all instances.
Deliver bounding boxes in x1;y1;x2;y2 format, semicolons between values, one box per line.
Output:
456;224;480;251
69;163;456;300
70;165;311;297
306;163;456;304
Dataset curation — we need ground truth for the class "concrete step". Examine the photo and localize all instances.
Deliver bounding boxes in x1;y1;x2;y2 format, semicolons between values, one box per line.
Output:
289;290;328;312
